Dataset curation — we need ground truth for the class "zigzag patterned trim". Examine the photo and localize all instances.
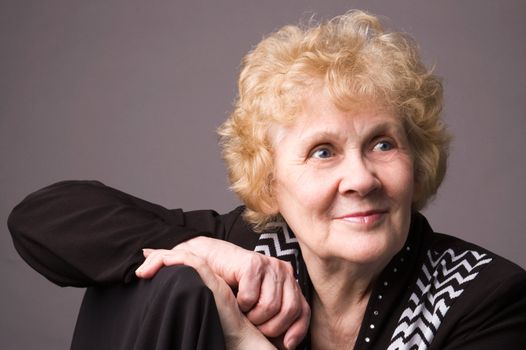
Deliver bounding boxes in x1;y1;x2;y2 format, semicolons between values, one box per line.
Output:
387;248;492;350
254;222;301;277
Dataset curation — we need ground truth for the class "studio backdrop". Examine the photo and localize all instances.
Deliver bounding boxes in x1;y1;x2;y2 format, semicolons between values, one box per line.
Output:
1;1;525;349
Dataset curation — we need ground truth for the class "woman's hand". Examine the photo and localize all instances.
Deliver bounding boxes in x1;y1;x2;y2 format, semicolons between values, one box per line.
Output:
135;237;310;349
153;248;276;350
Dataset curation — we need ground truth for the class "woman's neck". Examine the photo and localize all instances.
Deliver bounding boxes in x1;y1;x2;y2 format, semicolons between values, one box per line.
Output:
310;293;369;350
303;253;388;349
305;251;385;306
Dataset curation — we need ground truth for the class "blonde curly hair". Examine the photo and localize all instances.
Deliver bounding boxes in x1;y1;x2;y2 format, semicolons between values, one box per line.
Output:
218;10;450;230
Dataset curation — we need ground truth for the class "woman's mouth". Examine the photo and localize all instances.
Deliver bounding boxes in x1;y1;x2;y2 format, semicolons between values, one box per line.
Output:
336;210;388;225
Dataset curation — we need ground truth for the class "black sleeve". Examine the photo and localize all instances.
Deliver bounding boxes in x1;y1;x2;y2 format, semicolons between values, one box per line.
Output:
7;180;249;287
71;265;227;350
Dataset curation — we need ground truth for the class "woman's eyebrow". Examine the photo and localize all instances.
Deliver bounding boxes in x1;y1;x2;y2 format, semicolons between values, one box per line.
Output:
364;121;406;138
299;130;345;145
295;119;405;147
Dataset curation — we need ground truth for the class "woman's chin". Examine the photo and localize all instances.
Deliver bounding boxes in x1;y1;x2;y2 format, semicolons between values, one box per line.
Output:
319;232;404;267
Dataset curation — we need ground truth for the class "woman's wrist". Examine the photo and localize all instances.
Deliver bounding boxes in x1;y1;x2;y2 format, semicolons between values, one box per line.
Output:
227;322;277;350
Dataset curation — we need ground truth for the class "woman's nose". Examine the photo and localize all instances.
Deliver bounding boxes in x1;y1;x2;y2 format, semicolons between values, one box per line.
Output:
338;155;380;197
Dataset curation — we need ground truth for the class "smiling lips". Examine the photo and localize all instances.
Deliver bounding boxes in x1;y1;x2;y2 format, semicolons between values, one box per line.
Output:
336;210;388;224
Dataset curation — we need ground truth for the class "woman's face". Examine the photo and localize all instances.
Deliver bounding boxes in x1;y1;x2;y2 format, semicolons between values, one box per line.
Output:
272;88;414;266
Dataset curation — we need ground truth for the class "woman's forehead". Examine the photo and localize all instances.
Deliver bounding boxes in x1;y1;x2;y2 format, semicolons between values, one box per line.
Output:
270;107;406;149
269;86;403;144
297;87;397;125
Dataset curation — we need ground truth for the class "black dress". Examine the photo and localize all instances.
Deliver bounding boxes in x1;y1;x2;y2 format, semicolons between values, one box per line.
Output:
8;181;526;349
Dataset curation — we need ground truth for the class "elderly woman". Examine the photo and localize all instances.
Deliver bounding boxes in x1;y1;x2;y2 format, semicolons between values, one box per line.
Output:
9;10;526;350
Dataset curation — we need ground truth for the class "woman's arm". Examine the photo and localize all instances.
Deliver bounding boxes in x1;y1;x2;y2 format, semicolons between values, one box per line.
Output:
7;180;246;286
8;180;310;348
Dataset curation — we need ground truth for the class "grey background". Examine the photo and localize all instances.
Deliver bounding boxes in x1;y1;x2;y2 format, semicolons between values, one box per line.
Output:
1;0;525;349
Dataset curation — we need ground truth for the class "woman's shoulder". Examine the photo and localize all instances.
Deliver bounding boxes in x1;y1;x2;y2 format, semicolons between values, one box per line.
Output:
387;214;526;349
426;230;525;280
220;206;261;250
422;232;526;348
410;212;525;280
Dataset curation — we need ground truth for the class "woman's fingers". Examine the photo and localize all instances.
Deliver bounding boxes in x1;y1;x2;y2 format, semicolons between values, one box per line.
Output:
135;248;171;278
244;265;284;325
140;249;242;325
239;256;310;347
282;292;311;349
143;248;276;349
235;253;264;312
249;267;310;349
135;244;309;348
254;275;302;336
161;250;231;302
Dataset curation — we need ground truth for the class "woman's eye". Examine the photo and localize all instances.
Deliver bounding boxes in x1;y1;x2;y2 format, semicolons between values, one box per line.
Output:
373;140;394;152
310;147;334;159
